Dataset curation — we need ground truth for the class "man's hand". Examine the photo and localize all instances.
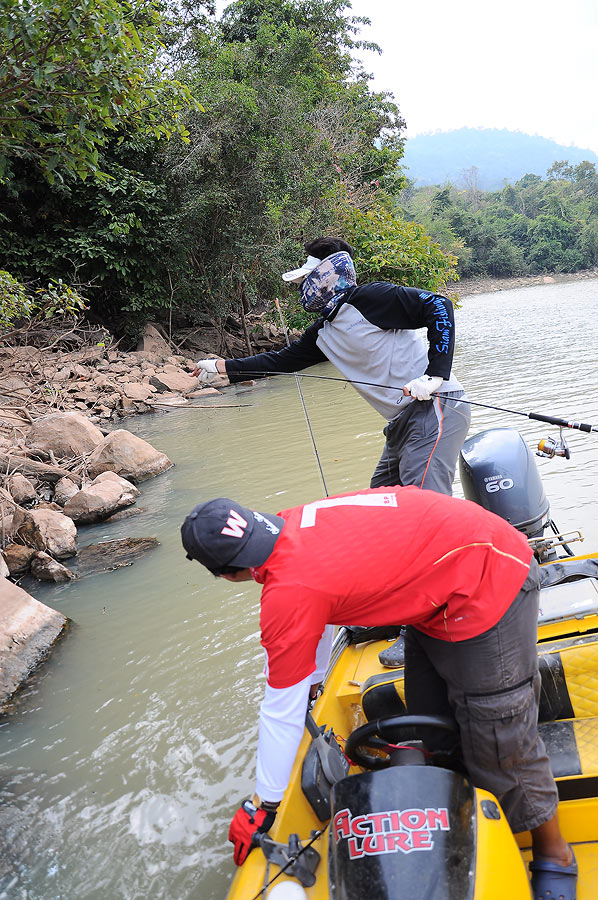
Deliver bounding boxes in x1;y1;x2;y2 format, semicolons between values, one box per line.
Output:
192;358;225;384
402;375;443;401
228;800;277;865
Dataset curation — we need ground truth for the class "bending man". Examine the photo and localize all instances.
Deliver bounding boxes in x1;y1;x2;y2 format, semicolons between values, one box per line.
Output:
192;237;470;495
181;487;576;899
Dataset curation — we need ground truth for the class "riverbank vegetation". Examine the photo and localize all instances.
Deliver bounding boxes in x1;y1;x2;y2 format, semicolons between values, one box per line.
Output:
401;161;598;280
2;0;596;346
0;0;456;343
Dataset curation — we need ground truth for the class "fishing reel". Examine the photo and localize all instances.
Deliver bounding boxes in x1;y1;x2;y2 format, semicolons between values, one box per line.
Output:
537;428;570;460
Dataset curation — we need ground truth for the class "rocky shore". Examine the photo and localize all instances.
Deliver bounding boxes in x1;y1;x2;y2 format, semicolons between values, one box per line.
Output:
457;266;598;298
0;316;291;710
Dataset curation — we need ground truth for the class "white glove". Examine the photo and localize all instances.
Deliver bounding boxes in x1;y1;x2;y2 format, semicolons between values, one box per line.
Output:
194;358;221;385
403;375;443;401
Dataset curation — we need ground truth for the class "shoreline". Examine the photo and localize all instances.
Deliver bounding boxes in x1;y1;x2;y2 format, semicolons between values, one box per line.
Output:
456;267;598;298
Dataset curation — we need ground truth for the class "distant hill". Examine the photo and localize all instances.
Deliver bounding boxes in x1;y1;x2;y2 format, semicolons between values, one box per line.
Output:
401;128;598;191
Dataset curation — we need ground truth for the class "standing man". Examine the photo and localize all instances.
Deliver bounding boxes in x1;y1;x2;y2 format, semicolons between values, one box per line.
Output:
191;237;471;496
181;487;576;899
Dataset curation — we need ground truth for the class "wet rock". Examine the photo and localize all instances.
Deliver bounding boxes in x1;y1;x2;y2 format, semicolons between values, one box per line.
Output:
69;536;159;577
26;411;104;460
53;476;79;506
63;472;139;523
7;473;37;504
12;508;77;559
103;506;144;523
86;429;173;483
187;388;221;398
0;577;67;708
149;370;197;394
30;551;75;583
2;544;36;575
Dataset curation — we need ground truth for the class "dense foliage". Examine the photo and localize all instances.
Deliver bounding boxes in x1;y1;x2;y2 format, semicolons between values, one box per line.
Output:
0;0;458;338
401;161;598;279
0;0;195;182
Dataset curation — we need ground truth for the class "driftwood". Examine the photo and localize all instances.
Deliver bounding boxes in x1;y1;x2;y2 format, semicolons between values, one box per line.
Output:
68;537;159;578
0;452;82;486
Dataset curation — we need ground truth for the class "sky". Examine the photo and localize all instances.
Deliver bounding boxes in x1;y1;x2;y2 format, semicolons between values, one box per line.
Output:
347;0;598;152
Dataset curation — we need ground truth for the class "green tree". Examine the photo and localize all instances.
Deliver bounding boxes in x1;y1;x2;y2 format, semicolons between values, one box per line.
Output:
160;0;406;320
343;202;458;291
0;0;196;182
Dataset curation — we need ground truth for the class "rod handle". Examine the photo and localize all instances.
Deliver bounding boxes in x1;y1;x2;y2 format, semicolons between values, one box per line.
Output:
528;412;593;433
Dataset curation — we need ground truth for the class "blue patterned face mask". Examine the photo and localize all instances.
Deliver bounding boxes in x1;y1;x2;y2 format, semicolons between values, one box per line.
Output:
300;252;356;313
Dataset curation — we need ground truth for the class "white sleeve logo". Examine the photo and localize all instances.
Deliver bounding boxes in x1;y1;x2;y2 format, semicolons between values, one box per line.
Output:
221;509;248;538
300;493;398;528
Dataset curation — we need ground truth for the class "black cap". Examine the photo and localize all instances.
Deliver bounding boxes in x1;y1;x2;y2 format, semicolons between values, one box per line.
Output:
181;498;284;574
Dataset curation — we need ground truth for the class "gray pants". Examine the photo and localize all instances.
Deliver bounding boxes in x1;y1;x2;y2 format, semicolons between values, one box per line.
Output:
370;392;471;495
404;560;559;834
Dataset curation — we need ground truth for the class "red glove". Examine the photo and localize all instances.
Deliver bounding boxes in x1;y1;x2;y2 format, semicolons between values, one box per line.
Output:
228;800;277;866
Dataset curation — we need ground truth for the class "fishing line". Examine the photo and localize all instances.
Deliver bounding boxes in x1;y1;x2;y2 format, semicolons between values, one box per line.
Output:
238;368;598;435
274;300;329;495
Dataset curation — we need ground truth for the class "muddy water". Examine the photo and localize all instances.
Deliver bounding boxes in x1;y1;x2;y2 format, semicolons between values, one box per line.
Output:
1;280;598;900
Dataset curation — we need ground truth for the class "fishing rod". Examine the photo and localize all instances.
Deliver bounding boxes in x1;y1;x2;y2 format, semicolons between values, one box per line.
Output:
239;369;598;435
274;299;329;496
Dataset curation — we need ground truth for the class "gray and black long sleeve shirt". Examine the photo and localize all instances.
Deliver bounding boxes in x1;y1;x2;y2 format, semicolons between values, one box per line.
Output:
225;283;464;422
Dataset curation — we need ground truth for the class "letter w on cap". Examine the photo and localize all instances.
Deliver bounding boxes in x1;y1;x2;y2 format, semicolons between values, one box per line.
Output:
221;509;248;538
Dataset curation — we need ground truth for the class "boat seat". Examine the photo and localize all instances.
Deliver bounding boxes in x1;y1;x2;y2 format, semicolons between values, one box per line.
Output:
363;631;598;723
537;633;598;722
361;632;598;780
539;716;598;780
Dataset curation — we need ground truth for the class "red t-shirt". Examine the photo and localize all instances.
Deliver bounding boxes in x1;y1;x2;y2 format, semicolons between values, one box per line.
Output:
253;487;533;689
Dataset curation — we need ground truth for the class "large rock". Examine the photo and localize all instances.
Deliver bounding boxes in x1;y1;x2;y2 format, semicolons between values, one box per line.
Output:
63;472;140;523
121;382;155;402
136;323;172;358
150;371;197;394
12;508;77;559
86;430;173;483
26;411;104;460
7;473;37;504
2;544;36;575
53;476;80;506
0;578;67;708
30;551;75;583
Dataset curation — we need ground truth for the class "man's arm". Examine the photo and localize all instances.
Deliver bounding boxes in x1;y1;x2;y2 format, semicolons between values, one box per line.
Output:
255;624;335;800
255;674;312;802
225;320;327;383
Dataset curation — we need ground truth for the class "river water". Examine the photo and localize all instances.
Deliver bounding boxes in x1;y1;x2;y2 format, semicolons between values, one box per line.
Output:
1;280;598;900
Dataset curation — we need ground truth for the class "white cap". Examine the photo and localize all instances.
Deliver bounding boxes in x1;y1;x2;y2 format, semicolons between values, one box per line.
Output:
281;255;321;284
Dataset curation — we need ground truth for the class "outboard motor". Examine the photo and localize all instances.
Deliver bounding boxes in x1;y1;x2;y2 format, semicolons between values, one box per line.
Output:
459;428;549;539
